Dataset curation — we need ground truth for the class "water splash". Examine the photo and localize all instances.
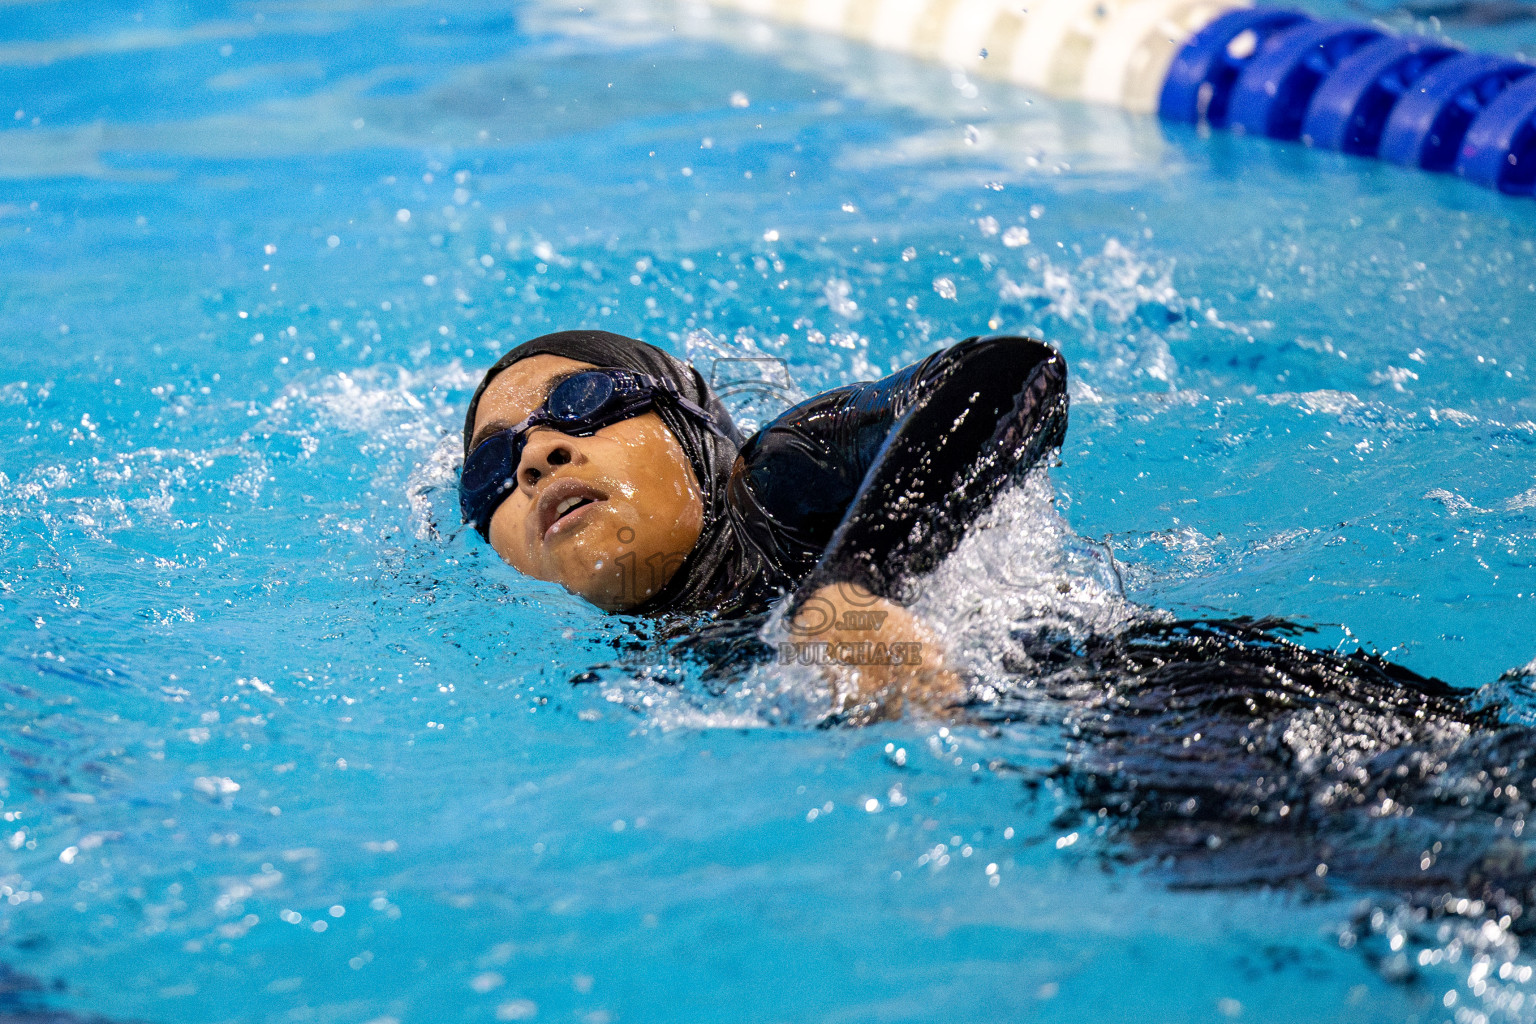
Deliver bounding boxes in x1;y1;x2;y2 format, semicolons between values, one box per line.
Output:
996;238;1188;388
910;474;1141;690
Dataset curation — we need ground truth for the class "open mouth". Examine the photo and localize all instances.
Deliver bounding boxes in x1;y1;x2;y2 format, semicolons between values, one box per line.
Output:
553;495;595;523
537;480;608;540
545;496;599;538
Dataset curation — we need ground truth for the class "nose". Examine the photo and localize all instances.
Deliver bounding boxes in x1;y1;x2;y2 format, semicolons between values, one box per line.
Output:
518;428;579;490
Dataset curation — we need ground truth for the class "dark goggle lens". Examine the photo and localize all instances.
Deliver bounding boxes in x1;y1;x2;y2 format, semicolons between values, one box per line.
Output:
546;371;616;422
462;432;522;491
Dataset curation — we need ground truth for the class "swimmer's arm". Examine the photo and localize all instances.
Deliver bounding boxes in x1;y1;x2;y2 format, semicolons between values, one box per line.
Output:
732;337;1063;578
792;582;965;724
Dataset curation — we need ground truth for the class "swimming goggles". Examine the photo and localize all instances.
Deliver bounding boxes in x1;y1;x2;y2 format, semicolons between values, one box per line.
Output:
460;366;727;537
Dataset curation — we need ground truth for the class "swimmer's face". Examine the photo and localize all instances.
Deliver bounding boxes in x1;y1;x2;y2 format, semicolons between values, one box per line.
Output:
469;354;705;611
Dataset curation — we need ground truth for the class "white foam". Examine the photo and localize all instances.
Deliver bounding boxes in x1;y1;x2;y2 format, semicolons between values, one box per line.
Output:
907;474;1143;686
406;435;466;543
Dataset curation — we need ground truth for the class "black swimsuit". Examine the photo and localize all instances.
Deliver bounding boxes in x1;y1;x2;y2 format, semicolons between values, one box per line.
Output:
675;334;1068;617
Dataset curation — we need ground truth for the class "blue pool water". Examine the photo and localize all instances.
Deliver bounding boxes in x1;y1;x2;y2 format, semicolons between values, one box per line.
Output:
2;2;1536;1021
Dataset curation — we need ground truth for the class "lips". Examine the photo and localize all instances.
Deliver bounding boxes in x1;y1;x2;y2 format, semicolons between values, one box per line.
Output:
536;478;608;540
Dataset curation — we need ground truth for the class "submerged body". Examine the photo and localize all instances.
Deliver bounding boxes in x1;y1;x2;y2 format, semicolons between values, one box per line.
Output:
460;330;1536;920
987;615;1534;918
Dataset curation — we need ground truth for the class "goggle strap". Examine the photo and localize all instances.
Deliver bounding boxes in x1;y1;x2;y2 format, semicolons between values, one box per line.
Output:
672;394;732;438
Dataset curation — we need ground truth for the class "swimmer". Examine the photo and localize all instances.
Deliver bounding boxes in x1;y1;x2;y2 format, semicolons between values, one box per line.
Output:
461;330;1536;920
460;331;1536;927
460;329;1068;722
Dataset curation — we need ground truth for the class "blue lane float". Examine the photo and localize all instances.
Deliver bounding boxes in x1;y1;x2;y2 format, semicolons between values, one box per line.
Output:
1160;12;1536;194
1226;21;1385;140
1300;35;1461;155
1378;53;1534;170
1158;8;1313;127
1456;74;1536;194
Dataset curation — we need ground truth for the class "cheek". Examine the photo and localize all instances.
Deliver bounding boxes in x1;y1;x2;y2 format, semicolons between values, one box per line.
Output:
643;436;703;538
487;500;537;569
601;422;699;505
645;439;701;518
588;424;702;550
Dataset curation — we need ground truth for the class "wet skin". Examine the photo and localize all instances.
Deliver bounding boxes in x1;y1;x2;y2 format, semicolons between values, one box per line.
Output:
469;354;704;611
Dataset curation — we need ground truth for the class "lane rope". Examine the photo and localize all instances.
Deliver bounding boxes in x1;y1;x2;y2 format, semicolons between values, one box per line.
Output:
699;0;1536;195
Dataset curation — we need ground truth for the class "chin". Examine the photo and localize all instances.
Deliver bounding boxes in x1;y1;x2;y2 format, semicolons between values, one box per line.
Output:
551;548;626;606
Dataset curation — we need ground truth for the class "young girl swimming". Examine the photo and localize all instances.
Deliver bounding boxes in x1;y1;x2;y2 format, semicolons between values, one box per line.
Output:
459;329;1536;921
459;328;1067;720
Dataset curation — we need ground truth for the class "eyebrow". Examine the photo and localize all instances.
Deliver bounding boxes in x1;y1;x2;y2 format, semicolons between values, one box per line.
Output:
468;418;513;452
469;368;586;451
